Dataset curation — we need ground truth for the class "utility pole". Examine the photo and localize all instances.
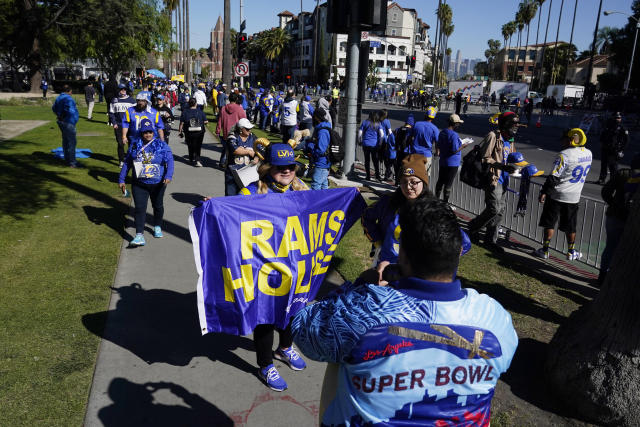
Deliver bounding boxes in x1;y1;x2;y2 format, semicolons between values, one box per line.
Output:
313;0;320;82
223;0;232;88
550;0;564;85
239;0;245;89
564;0;578;85
431;0;441;87
186;0;191;83
342;2;361;178
585;0;603;101
300;0;304;85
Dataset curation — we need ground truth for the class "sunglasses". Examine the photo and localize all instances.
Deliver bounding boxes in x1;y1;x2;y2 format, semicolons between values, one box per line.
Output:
276;164;296;172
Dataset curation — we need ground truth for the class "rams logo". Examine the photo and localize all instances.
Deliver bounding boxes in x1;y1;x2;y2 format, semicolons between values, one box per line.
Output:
277;149;293;158
403;167;415;176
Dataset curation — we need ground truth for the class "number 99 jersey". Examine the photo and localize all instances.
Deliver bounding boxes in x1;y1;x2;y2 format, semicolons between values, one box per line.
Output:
548;146;593;203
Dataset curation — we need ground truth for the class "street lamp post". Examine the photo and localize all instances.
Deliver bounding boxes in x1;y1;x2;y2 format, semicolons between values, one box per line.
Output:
604;10;639;93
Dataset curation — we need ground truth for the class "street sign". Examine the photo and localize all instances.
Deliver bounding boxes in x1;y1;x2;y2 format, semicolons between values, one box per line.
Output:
361;31;369;40
234;62;249;77
370;41;381;48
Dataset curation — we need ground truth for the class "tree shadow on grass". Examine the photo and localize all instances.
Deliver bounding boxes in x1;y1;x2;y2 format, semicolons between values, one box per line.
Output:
83;284;257;376
458;277;567;325
83;205;132;241
0;153;193;242
98;377;233;427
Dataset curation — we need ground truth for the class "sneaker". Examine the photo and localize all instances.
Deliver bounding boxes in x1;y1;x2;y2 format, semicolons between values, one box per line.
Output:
153;226;163;238
567;250;582;261
130;234;145;246
119;161;124;168
259;364;287;392
274;346;307;371
533;247;549;259
195;161;203;167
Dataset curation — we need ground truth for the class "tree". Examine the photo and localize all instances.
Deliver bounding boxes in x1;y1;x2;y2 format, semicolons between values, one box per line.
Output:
485;39;502;79
258;27;292;80
549;0;565;85
513;5;526;81
474;61;489;77
540;43;576;87
596;27;621;54
73;0;171;80
609;0;640;90
502;21;517;80
521;1;539;82
546;184;640;426
537;0;554;89
366;63;380;88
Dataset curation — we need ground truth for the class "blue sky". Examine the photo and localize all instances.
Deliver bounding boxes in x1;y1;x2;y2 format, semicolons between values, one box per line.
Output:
184;0;633;60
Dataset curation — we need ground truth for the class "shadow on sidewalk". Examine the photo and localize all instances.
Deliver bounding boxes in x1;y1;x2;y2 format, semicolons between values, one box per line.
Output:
82;283;256;374
98;377;233;427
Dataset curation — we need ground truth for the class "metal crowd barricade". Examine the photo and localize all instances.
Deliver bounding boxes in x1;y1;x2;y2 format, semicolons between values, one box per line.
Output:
429;161;606;269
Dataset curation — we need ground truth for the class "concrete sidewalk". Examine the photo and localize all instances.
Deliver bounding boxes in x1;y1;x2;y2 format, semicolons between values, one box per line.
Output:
83;126;340;426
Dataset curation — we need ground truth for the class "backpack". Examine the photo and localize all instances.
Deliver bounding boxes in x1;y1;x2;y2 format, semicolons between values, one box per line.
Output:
326;129;345;163
460;136;493;189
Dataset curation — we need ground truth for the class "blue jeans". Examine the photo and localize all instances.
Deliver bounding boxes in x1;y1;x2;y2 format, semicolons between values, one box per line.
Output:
224;169;239;196
311;167;329;190
57;121;77;166
219;136;228;167
260;111;270;130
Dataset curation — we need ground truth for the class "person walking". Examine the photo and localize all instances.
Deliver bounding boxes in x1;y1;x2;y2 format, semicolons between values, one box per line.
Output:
454;92;462;115
216;93;246;169
358;111;384;181
193;84;207;111
52;85;80;168
408;106;439;178
179;98;208;167
155;95;174;145
122;93;165;145
40;77;48;99
118;119;174;246
279;90;298;143
305;108;332;190
108;84;136;167
237;143;309;392
392;114;415;186
435;114;467;204
297;95;314;133
467;111;519;253
598;112;629;185
533;128;593;261
84;80;96;120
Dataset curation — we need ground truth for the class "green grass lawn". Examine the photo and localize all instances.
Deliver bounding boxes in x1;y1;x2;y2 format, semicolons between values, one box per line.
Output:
0;97;125;426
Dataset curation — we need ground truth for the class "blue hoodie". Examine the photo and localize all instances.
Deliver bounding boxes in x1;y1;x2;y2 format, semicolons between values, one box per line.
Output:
52;93;79;125
118;138;174;185
307;121;332;169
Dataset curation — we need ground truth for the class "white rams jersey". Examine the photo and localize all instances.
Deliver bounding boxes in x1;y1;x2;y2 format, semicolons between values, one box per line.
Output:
548;146;592;203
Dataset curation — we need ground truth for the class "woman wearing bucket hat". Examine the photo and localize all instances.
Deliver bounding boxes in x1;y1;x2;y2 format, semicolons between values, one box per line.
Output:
118;119;174;246
236;143;309;392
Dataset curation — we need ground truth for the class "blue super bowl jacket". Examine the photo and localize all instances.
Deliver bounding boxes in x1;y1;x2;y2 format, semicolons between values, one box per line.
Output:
306;121;332;169
52;93;79;125
292;278;518;426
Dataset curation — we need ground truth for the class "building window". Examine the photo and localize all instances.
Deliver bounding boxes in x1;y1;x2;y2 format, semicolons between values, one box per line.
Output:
508;49;515;60
392;12;398;22
377;46;385;55
305;46;309;55
529;50;536;60
369;59;374;66
339;42;347;52
528;65;534;71
388;45;396;55
517;66;523;72
399;46;406;56
339;58;345;66
387;61;395;68
518;50;526;60
398;62;404;69
391;29;396;36
376;60;384;67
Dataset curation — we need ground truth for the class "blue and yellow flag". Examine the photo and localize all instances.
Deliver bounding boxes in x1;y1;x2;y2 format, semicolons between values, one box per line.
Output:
189;188;366;336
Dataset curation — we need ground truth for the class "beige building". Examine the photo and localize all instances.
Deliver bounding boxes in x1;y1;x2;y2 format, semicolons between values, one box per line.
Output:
494;41;566;83
566;55;614;86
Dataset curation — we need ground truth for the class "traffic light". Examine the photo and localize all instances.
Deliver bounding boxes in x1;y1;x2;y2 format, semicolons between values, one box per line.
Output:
286;74;291;80
406;55;410;67
237;33;247;60
411;55;416;68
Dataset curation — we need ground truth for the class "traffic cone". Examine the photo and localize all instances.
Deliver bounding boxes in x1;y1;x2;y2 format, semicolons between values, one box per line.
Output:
535;115;542;128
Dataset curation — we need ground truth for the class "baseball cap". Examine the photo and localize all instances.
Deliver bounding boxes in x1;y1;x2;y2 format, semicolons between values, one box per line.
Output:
426;106;437;119
507;152;528;167
139;119;154;133
405;114;415;126
522;164;544;177
156;94;165;100
449;114;464;124
305;95;311;101
136;92;149;101
269;143;296;166
237;118;254;130
118;83;127;89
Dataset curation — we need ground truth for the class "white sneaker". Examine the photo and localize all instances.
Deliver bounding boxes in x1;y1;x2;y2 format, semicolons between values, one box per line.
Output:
119;161;124;168
533;247;549;259
195;161;203;167
567;250;582;261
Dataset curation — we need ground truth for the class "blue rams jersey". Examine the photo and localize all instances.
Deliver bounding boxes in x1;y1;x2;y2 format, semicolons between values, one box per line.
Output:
292;279;518;426
122;106;164;140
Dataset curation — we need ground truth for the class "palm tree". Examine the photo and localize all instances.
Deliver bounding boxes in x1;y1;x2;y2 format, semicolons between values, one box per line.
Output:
564;0;578;84
595;27;619;54
259;27;292;80
164;0;179;75
537;0;553;89
504;21;517;80
522;1;539;83
437;3;453;78
186;0;191;82
550;0;565;85
513;6;526;81
501;23;510;79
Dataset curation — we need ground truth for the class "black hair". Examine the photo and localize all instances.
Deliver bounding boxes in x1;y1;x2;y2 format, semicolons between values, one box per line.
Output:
398;197;461;279
312;107;326;124
62;84;72;93
188;98;197;107
228;92;238;103
379;109;388;121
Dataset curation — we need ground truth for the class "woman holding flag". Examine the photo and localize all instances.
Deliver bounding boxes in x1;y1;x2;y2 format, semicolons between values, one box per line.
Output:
238;142;309;392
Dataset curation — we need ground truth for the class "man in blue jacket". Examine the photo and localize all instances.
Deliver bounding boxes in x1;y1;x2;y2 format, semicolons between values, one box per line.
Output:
292;197;517;426
52;85;80;167
305;108;332;190
408;106;439;178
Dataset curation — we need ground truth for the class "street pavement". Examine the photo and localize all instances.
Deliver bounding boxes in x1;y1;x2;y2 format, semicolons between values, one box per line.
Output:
361;101;639;201
83;126;340;426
